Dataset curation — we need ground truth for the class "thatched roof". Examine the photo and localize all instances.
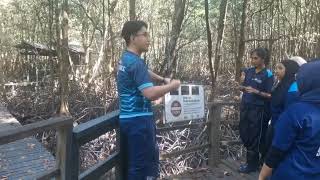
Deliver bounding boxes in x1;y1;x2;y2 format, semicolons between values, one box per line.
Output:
15;41;85;56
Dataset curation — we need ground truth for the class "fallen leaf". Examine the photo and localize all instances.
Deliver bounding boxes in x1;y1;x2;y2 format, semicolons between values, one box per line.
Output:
27;143;36;149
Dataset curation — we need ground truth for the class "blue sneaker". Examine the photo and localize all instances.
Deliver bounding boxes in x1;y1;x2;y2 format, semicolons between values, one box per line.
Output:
238;164;257;173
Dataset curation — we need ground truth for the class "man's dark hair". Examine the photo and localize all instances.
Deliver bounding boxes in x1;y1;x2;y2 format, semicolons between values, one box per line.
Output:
121;20;148;46
250;47;271;65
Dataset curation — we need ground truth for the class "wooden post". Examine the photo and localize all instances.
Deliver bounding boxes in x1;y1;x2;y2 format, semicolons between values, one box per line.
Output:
208;103;222;167
56;124;73;180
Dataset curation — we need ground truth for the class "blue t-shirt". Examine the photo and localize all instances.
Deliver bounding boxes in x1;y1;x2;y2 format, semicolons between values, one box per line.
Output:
242;67;274;106
117;50;154;119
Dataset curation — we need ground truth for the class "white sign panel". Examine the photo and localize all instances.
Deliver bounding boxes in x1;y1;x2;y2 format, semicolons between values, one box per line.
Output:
164;84;205;123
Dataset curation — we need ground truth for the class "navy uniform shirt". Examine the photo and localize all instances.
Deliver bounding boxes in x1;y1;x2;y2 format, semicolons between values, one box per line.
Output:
270;102;320;179
242;67;274;106
117;50;154;119
271;81;299;126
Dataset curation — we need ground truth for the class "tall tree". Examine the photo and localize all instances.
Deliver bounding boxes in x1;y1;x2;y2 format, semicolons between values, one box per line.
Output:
48;0;55;111
58;0;70;115
129;0;136;20
161;0;186;77
235;0;248;82
213;0;229;87
204;0;214;93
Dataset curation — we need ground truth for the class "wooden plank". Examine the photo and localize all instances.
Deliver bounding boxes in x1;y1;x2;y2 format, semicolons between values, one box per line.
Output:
1;161;55;178
157;122;208;133
79;152;120;180
0;116;73;145
0;148;47;160
73;110;119;146
160;143;210;160
207;101;240;107
0;138;55;166
0;138;49;155
4;159;54;173
36;167;60;180
0;158;55;179
0;137;42;151
2;152;54;166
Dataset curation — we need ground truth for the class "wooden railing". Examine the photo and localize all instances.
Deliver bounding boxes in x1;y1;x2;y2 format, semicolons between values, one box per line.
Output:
0;101;239;179
0;116;73;180
158;101;240;167
70;110;121;180
0;111;122;180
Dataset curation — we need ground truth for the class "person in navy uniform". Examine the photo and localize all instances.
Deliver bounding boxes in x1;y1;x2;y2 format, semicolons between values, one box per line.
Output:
265;58;307;151
259;59;320;180
239;48;274;173
117;20;180;179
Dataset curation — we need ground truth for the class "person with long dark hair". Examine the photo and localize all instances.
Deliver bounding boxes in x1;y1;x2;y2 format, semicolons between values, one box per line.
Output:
239;48;274;173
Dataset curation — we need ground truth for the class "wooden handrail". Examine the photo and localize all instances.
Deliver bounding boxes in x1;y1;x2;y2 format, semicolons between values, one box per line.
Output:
73;110;119;146
0;116;73;145
160;143;210;160
70;110;122;180
157;122;209;133
79;152;120;180
207;101;240;107
156;101;239;166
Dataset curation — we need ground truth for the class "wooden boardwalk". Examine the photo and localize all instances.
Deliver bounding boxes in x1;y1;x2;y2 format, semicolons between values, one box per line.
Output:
0;101;257;179
0;106;55;180
165;158;259;180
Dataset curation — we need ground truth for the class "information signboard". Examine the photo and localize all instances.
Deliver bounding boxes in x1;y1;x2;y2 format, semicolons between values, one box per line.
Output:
164;84;205;123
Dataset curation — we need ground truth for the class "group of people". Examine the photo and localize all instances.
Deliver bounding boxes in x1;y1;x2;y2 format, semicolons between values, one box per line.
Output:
116;20;320;180
239;48;320;180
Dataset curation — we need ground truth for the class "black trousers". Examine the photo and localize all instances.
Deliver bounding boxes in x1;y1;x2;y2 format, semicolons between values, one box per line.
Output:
239;105;269;168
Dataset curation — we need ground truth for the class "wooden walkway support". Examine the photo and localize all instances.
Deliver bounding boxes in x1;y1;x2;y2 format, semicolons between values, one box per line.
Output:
207;101;240;167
